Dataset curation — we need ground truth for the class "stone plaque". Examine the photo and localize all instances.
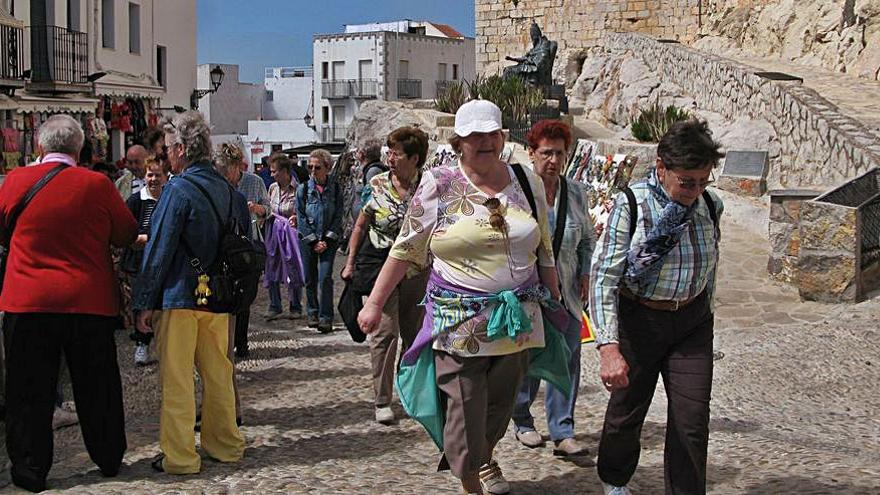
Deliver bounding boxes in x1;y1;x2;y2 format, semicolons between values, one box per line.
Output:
723;151;768;178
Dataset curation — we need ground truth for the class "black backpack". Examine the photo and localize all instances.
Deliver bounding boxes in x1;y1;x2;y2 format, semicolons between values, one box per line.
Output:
362;161;388;185
180;176;266;314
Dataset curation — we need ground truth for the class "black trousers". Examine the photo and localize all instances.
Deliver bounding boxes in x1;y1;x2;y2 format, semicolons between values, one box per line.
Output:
597;291;714;495
234;310;250;352
3;313;127;491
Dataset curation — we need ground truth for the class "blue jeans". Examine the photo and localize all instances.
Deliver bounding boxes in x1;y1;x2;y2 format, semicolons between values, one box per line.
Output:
267;282;302;314
512;315;582;441
301;242;336;322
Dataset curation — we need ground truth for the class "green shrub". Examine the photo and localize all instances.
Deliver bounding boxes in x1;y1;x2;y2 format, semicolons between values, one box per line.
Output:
465;75;545;126
631;101;691;143
434;80;469;114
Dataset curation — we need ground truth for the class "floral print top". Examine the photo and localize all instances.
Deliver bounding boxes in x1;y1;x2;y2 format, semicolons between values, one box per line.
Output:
389;162;556;357
362;170;419;250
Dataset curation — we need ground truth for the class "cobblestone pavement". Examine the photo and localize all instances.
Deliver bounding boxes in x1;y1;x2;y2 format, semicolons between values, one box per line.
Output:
1;194;879;494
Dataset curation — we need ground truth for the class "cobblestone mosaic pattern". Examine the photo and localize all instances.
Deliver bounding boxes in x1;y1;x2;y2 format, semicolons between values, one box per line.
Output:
1;215;879;494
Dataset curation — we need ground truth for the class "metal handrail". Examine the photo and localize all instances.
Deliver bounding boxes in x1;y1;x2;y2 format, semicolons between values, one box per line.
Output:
397;78;421;99
27;25;88;84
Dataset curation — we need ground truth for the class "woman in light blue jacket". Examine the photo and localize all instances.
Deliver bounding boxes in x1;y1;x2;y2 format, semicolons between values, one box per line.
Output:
512;120;597;457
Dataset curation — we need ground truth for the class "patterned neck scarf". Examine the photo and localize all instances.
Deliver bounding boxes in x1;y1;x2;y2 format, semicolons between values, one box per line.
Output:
624;168;698;287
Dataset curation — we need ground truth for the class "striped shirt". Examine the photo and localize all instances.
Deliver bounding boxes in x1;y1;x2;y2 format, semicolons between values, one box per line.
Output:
138;187;159;234
588;170;723;345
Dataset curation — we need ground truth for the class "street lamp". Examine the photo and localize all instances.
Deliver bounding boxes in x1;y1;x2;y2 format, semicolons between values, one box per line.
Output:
190;65;225;110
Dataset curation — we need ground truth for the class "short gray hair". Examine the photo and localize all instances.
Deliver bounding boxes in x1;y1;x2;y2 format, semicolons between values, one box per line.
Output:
163;111;212;164
309;148;333;169
38;115;84;156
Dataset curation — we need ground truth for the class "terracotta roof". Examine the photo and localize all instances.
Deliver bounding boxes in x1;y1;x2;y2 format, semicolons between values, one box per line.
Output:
432;23;464;39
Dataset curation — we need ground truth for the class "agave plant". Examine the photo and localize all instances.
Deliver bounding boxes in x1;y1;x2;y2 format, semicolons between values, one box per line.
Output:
631;100;691;143
465;74;545;126
434;80;470;114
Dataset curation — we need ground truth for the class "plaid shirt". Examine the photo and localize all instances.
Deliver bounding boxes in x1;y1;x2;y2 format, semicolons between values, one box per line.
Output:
588;170;723;345
237;171;270;238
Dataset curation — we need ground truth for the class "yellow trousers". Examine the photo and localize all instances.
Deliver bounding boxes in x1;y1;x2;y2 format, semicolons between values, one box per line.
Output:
156;309;244;474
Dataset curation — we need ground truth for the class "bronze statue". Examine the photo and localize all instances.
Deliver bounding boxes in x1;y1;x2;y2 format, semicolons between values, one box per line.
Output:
503;22;557;87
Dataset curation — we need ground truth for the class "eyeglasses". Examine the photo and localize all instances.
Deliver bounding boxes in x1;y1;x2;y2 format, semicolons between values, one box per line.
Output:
308;165;323;171
386;150;408;159
672;170;716;191
484;197;515;278
483;197;506;232
535;148;567;160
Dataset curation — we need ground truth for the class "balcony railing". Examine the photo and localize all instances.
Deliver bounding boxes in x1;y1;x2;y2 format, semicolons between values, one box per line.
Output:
0;21;25;83
28;25;88;85
321;79;378;98
320;125;348;143
435;79;456;96
397;78;421;99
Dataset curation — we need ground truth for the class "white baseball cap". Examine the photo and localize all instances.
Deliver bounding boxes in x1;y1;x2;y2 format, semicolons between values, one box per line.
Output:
454;99;502;137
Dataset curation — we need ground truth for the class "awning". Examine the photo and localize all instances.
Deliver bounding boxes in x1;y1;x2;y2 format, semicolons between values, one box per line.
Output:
95;82;166;98
14;94;99;114
0;94;19;111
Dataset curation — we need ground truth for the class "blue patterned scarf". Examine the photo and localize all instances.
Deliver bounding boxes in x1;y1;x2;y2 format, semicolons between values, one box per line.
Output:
625;169;697;287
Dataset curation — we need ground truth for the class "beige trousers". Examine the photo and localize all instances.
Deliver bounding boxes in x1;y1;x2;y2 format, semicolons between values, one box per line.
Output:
368;271;428;407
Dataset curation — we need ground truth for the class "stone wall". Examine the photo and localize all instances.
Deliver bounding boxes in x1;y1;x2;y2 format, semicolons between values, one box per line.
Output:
475;0;703;78
605;33;880;189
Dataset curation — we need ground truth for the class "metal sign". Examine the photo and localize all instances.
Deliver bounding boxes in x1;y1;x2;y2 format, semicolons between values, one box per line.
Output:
723;150;768;178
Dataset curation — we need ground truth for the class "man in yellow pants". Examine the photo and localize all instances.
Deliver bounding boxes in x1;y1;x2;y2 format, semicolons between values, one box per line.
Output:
133;111;247;474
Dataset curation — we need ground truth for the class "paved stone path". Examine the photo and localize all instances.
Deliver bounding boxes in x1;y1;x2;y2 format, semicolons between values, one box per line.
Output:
729;55;880;138
1;194;879;494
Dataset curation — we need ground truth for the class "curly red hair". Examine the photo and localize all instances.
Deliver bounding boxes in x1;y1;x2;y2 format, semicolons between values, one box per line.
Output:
525;120;572;151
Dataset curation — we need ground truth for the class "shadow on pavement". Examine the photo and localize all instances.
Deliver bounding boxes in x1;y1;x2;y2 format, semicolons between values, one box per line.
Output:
742;475;871;494
240;364;370;384
241;340;365;361
243;398;375;431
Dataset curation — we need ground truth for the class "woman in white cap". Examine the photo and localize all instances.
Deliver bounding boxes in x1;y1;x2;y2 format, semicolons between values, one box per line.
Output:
359;100;562;495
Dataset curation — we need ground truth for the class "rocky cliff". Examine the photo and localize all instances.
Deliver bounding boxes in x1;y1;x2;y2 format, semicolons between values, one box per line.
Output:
697;0;880;81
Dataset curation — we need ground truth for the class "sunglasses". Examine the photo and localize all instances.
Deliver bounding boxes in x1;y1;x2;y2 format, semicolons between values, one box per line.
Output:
483;197;506;232
672;170;716;191
308;165;323;171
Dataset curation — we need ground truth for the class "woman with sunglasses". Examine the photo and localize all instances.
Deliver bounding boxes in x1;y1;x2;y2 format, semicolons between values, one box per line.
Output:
358;100;563;495
342;127;429;426
296;149;343;333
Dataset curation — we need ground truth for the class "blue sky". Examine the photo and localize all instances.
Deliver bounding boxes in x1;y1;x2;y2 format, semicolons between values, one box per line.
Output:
197;0;476;83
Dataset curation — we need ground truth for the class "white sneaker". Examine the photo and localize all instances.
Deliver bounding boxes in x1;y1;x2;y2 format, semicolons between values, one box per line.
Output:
375;406;394;424
134;344;150;365
602;481;632;495
479;459;510;495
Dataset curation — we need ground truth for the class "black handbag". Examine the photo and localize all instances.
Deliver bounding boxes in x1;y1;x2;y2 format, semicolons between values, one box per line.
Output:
337;281;367;343
0;164;69;295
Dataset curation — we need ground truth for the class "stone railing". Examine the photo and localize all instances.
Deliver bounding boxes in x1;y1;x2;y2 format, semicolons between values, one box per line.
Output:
605;33;880;190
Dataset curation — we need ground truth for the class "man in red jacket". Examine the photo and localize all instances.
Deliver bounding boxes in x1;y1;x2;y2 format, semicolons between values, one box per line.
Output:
0;114;137;493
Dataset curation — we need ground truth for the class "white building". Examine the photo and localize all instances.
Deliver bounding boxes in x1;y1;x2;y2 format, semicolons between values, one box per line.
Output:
242;66;317;166
197;63;264;137
313;19;475;143
0;0;196;163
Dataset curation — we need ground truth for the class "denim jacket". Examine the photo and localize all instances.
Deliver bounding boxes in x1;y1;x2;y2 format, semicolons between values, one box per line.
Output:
132;161;251;311
296;176;343;245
